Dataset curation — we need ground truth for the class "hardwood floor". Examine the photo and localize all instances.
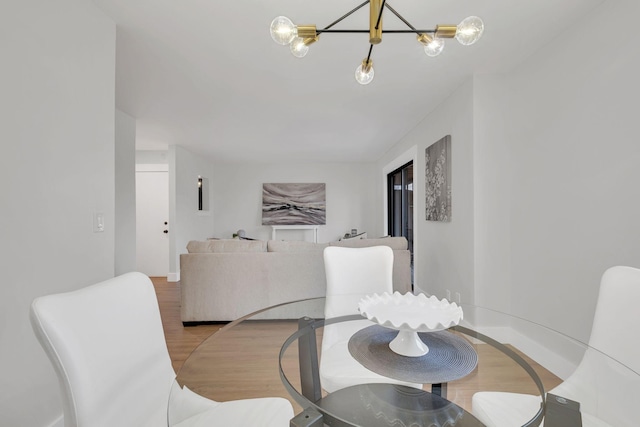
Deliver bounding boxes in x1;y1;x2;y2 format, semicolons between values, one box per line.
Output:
151;277;220;373
152;276;562;415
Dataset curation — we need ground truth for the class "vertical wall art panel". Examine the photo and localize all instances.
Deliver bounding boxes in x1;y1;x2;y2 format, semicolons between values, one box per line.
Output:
262;183;326;225
425;135;452;221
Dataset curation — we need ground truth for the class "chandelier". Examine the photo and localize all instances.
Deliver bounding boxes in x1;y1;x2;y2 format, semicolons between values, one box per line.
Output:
270;0;484;85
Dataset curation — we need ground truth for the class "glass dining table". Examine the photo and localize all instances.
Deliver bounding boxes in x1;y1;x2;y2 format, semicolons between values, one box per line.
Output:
171;297;640;426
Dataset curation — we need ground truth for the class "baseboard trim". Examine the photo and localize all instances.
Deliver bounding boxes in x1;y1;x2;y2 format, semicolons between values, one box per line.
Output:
167;272;180;282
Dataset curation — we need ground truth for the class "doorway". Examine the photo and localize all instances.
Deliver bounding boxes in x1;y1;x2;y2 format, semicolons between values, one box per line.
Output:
136;166;169;277
387;161;414;285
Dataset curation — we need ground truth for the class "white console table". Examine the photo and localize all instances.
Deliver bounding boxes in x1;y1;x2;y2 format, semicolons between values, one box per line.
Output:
271;225;319;243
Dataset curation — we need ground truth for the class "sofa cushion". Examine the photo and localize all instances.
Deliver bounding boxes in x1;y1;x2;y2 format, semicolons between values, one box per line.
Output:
186;239;267;253
329;237;408;250
267;240;328;253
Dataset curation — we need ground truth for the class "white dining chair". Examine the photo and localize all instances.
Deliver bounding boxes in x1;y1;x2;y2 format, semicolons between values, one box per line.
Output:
472;265;640;427
320;245;422;393
30;272;293;427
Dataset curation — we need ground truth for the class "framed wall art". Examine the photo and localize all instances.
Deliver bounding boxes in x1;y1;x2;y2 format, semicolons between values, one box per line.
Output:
262;183;326;225
425;135;451;222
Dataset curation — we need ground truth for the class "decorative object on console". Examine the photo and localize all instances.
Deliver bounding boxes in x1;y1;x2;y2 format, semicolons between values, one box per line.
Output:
342;231;367;240
269;2;484;85
425;135;452;222
233;229;257;240
262;183;326;226
358;292;463;357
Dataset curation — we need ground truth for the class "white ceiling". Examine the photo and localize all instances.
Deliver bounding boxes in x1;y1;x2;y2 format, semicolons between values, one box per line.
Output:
94;0;603;163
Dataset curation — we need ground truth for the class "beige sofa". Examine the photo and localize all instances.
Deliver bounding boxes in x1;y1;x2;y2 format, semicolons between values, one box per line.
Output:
179;237;412;323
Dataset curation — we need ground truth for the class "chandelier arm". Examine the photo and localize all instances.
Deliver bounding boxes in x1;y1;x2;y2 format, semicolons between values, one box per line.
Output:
322;0;370;31
316;30;370;34
315;29;435;34
382;30;435;34
365;44;374;64
383;3;419;33
375;0;387;30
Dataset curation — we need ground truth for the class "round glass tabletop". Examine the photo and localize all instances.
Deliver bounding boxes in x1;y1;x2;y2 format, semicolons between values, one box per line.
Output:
171;297;640;426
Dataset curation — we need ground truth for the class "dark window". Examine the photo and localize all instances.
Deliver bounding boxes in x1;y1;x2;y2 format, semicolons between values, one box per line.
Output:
387;162;413;287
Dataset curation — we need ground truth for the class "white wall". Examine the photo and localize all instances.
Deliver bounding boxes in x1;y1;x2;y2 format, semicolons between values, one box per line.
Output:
478;0;640;342
376;81;476;301
211;162;378;243
137;149;169;165
472;74;512;313
378;0;640;344
0;1;115;426
115;109;136;275
169;146;215;279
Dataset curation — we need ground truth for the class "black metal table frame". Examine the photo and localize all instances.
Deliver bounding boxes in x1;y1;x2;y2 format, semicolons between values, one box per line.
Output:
279;314;582;427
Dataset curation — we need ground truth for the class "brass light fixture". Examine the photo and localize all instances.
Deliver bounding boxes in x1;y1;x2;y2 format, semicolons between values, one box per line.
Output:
270;1;484;85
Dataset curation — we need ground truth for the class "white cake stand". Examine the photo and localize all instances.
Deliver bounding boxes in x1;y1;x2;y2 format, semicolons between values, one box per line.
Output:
358;292;463;357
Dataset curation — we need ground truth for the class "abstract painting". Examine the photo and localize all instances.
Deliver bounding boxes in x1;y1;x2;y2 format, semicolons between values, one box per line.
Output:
262;183;326;225
425;135;451;222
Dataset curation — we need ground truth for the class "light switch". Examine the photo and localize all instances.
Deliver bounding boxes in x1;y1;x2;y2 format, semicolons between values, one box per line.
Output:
93;212;105;233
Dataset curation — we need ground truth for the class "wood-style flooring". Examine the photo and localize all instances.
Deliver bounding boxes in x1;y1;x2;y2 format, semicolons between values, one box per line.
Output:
152;276;220;373
152;277;562;415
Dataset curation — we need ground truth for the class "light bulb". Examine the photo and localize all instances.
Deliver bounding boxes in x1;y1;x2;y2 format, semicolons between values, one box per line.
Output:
289;37;309;58
270;16;297;45
423;37;445;57
456;16;484;46
355;61;374;85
